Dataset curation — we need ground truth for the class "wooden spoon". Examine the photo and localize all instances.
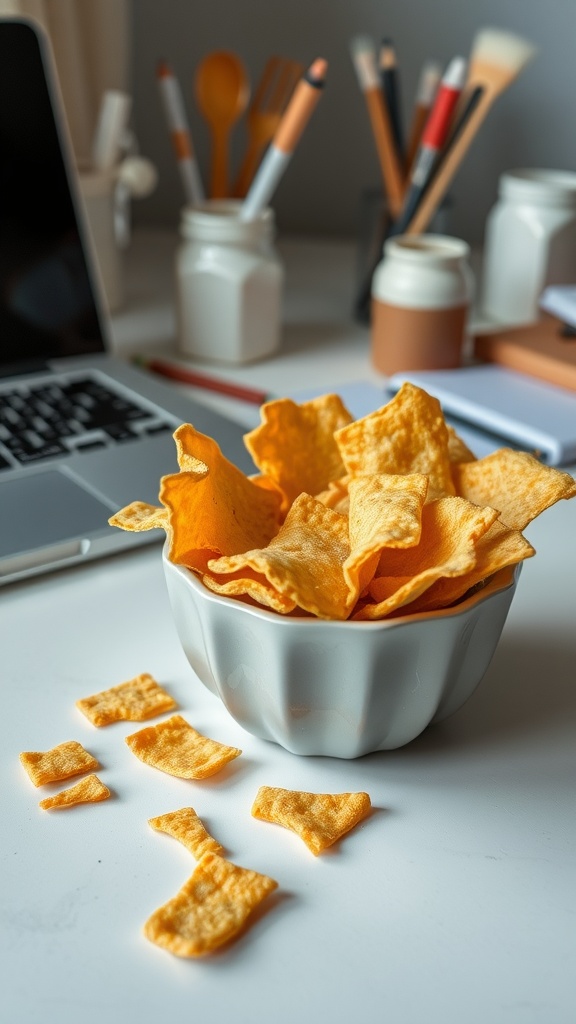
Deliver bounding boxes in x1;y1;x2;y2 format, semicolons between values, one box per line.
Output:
194;50;250;198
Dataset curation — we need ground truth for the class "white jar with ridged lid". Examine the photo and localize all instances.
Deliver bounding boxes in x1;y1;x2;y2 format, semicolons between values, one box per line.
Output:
482;169;576;324
176;199;284;364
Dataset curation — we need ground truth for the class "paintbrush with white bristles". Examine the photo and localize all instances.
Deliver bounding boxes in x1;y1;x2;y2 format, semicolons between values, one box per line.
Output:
406;27;537;235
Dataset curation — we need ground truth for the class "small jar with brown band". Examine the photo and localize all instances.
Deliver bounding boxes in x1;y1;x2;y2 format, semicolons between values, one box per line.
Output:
370;234;473;376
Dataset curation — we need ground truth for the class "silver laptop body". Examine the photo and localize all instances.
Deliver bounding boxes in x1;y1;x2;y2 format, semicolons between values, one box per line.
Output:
0;17;253;585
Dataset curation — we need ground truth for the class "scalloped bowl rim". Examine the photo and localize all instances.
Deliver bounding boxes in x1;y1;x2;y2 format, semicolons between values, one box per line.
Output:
162;544;519;629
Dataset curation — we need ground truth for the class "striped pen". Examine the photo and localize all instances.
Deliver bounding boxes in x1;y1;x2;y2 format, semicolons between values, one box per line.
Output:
156;60;204;205
391;56;466;236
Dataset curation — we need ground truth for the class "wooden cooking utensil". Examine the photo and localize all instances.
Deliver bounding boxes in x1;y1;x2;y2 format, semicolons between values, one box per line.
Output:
233;55;304;198
194;50;250;198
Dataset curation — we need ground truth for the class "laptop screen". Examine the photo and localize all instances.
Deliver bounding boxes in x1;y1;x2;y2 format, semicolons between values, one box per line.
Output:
0;19;106;372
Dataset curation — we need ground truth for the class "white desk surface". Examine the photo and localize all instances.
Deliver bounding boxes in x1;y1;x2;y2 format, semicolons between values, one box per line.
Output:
2;231;575;1024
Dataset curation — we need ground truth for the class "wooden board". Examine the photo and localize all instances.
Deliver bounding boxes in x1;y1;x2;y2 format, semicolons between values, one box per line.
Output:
473;314;576;392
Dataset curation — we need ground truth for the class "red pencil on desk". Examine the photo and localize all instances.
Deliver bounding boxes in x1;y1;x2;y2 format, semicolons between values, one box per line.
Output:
134;356;271;405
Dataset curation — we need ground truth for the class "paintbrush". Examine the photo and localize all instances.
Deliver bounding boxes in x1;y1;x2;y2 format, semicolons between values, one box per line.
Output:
405;59;441;174
378;37;404;166
350;34;405;218
405;27;537;235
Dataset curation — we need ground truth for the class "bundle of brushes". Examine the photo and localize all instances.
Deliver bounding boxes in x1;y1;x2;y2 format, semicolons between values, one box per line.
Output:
350;27;537;321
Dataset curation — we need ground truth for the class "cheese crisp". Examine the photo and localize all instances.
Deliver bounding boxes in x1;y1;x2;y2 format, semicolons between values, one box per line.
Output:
108;382;576;620
39;774;110;810
143;851;278;957
76;673;176;727
148;807;223;859
20;740;99;787
125;714;241;779
251;786;372;855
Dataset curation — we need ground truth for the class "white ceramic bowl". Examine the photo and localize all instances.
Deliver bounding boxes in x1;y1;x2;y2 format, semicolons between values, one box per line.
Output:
163;547;519;759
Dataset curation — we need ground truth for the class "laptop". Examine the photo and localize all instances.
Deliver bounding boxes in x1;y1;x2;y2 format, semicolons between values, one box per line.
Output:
0;16;253;585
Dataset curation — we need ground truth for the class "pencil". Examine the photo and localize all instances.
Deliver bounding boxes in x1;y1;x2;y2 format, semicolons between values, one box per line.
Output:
390;56;466;236
378;37;404;165
156;60;204;205
405;59;441;174
350;35;404;219
239;57;327;222
134;356;270;405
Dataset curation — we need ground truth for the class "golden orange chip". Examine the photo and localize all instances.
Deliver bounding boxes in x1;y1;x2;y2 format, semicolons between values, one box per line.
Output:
244;394;353;512
143;851;278;957
453;448;576;530
400;519;535;614
314;475;351;513
160;425;281;570
20;740;99;787
125;714;241;779
334;382;455;500
251;785;371;855
209;493;351;619
76;673;176;727
354;496;499;620
108;501;170;533
148;807;223;859
344;473;429;604
200;566;297;614
39;773;110;810
446;424;477;464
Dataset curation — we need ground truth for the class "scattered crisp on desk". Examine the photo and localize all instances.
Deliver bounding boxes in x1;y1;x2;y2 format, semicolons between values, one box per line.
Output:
148;807;223;859
143;851;278;957
20;740;99;787
125;714;242;780
251;786;372;856
76;672;177;727
39;774;111;811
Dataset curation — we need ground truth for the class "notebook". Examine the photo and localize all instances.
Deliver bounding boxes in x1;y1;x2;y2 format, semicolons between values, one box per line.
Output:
0;17;252;586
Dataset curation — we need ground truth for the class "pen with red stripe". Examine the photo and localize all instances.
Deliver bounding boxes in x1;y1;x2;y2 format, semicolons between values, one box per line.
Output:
390;56;466;235
156;60;205;205
133;355;271;405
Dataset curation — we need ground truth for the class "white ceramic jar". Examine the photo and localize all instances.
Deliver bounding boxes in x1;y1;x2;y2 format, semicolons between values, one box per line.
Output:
176;199;284;364
482;169;576;324
371;234;473;376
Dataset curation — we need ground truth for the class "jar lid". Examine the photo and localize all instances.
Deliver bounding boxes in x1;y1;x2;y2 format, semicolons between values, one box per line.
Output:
383;234;470;264
499;169;576;208
180;199;275;241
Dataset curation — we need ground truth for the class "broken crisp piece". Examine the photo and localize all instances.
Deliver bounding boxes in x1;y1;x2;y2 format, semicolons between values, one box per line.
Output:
148;807;223;859
39;773;110;810
143;851;277;957
334;382;455;501
20;740;99;787
76;673;176;727
244;393;353;513
208;493;352;619
125;714;241;780
453;447;576;530
159;424;281;571
251;786;372;855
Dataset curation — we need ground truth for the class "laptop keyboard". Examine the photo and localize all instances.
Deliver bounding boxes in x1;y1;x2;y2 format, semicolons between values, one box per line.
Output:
0;375;174;470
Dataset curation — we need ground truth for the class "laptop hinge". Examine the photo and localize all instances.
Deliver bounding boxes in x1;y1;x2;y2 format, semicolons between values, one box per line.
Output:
0;360;50;379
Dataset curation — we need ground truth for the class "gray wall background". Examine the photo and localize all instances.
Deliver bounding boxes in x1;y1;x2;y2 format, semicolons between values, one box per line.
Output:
131;0;576;247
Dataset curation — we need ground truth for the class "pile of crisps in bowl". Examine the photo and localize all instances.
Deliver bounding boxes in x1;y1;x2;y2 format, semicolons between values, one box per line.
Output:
110;382;575;621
